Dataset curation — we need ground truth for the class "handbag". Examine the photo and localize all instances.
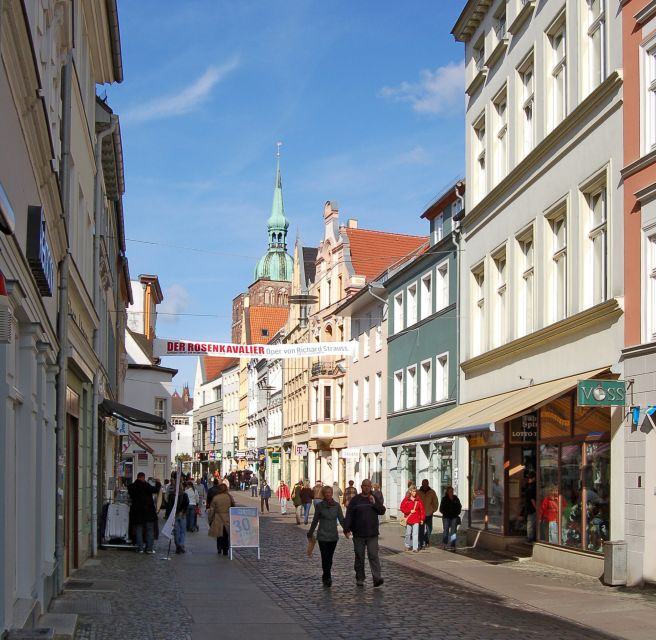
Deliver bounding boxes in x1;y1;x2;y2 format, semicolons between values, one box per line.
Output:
399;503;417;527
307;536;317;557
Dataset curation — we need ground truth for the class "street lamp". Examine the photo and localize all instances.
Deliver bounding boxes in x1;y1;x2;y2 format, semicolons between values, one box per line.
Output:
289;294;318;329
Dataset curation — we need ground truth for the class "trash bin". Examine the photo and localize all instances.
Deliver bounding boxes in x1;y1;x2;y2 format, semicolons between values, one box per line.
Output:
603;540;627;586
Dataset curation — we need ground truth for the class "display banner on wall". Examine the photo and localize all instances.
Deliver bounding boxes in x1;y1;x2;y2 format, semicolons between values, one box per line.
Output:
154;338;356;359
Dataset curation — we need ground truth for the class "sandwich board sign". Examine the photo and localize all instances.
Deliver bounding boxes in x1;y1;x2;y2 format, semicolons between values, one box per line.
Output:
229;506;260;560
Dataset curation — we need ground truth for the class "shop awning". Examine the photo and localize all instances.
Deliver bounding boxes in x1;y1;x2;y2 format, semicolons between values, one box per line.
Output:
99;398;167;431
382;368;608;447
128;430;155;454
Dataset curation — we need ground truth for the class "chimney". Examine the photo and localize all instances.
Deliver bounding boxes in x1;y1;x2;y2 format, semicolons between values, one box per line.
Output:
347;218;358;229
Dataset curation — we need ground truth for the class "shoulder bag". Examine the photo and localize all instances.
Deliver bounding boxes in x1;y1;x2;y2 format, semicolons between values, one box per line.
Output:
399;503;417;527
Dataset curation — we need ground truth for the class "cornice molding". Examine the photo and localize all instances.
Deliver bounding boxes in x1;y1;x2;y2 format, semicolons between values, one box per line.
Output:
461;299;623;374
464;72;623;231
620;147;656;180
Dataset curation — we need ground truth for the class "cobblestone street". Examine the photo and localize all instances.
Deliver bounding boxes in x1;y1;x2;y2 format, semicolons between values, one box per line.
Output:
52;495;656;640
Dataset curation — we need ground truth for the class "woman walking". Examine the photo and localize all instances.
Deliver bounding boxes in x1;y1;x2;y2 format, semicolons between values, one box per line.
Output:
400;486;425;553
276;480;291;515
174;482;190;554
439;485;462;552
208;484;233;556
300;481;313;524
307;485;347;587
260;480;272;513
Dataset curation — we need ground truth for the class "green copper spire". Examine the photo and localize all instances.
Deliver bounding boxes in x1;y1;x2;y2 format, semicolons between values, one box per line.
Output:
254;143;293;283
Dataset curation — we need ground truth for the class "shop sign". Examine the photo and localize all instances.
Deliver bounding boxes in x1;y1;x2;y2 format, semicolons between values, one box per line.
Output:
209;451;216;461
509;413;538;444
341;447;361;459
26;206;54;297
577;379;626;406
117;419;129;436
294;444;308;456
235;450;247;459
246;450;257;461
209;416;216;444
270;452;281;463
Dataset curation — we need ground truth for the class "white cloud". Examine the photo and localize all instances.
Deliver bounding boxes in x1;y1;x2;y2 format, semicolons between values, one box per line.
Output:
380;60;464;115
396;145;430;165
158;284;191;323
124;57;239;123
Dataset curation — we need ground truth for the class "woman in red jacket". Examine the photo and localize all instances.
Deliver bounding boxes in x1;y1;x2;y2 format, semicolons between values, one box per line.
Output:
276;480;291;515
400;486;425;552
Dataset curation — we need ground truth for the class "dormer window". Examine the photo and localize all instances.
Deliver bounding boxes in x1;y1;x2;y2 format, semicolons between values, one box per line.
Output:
261;328;269;337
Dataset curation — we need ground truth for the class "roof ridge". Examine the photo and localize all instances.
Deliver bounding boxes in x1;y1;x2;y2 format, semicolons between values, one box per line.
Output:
345;227;427;239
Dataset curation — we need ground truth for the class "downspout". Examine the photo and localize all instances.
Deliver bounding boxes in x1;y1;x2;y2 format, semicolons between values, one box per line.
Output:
91;115;118;557
55;51;73;594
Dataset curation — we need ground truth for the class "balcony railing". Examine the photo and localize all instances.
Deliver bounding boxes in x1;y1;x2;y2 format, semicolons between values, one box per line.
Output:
311;359;337;376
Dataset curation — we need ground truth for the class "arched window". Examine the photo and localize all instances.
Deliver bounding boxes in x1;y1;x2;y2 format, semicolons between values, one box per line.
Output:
264;287;274;305
277;288;288;305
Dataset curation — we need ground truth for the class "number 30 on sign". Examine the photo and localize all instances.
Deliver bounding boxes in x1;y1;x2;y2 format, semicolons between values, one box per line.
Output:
229;507;260;560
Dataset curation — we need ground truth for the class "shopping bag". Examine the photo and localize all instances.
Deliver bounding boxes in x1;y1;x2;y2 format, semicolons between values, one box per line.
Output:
307;537;317;557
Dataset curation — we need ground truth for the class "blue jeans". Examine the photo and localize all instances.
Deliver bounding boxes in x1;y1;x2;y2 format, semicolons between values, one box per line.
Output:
442;517;458;548
303;502;311;523
251;485;258;496
421;515;434;547
135;521;154;551
174;515;186;547
186;505;197;531
405;523;420;550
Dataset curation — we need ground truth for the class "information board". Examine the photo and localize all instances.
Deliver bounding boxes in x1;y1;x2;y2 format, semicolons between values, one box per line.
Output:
229;507;260;560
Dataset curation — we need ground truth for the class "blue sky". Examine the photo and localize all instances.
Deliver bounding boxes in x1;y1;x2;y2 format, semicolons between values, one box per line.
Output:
109;0;465;391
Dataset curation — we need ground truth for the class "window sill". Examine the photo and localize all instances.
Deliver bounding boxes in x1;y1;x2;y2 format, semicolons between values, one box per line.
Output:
485;37;508;69
620;147;656;181
461;298;622;375
466;67;488;97
508;0;535;35
388;398;456;419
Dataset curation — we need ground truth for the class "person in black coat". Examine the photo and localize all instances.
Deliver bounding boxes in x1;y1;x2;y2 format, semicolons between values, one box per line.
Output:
439;486;462;551
128;473;161;553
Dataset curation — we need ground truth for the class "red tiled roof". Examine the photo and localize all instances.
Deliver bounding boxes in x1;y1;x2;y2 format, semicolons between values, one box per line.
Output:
248;306;289;344
345;228;428;281
203;357;239;383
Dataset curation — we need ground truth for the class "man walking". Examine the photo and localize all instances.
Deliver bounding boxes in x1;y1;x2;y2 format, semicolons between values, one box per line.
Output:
312;480;323;511
206;478;221;509
344;479;386;588
260;480;272;513
343;480;357;508
291;479;304;524
276;480;291;515
250;474;259;497
128;473;161;554
417;479;439;549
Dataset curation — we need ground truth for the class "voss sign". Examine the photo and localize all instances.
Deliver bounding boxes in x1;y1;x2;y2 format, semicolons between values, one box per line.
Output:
577;379;626;407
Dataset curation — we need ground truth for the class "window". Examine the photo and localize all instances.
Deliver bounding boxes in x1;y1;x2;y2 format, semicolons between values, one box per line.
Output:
363;316;371;357
472;264;486;356
473;114;487;201
375;320;382;352
420;359;432;406
420;272;432;320
326;279;332;306
493;250;507;347
436;261;449;311
363;376;370;421
493;88;508;185
407;283;417;326
585;0;606;95
394;292;404;333
473;37;484;71
393;370;404;411
352;381;359;422
336;383;343;420
375;372;382;419
213;386;222;401
518;54;535;158
584;183;608;307
644;42;656;152
323;385;332;420
406;365;417;409
155;398;166;418
548;209;568;322
547;16;567;131
495;6;506;42
432;206;452;244
517;229;535;337
436;353;449;401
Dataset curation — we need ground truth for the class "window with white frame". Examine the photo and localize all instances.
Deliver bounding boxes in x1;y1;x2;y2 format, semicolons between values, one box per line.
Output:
420;359;432;406
493;87;508;185
493;249;507;347
518;54;535;159
406;365;417;409
433;211;445;243
393;370;404;411
436;260;449;311
647;233;656;341
352;380;359;423
547;15;567;131
407;283;418;326
517;228;535;337
583;181;608;307
548;208;568;322
421;272;432;320
363;376;370;421
473;37;485;72
473;114;487;202
644;40;656;152
155;398;166;418
495;5;506;42
472;264;486;356
363;315;371;357
436;353;449;401
375;320;382;351
375;371;382;419
585;0;606;95
393;292;404;333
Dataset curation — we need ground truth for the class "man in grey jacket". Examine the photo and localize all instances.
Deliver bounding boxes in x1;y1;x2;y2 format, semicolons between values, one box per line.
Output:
344;479;386;588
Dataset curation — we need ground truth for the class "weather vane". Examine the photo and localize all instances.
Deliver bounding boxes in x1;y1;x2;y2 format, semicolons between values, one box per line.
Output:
276;141;282;158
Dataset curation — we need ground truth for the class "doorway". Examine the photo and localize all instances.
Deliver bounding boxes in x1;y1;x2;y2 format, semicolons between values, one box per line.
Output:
65;413;79;576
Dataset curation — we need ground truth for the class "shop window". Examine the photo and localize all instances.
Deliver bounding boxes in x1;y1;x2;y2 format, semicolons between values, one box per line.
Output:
539;394;572;438
486;447;504;532
559;444;583;549
583;441;610;552
470;448;486;529
574;404;610;437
